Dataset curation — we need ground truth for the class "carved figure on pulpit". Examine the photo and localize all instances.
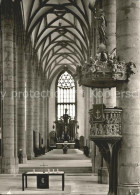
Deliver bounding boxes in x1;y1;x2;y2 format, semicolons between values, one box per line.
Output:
94;9;107;45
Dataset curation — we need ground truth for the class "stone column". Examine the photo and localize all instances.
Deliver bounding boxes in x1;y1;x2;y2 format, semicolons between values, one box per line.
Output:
84;87;90;146
92;89;102;174
89;88;94;159
42;81;45;147
0;6;2;174
38;72;41;148
16;34;26;163
103;0;116;108
90;89;96;173
44;86;49;151
13;16;18;170
26;45;34;159
103;0;116;53
39;74;44;146
44;98;47;151
33;63;40;151
1;0;18;173
42;78;46;147
116;0;140;194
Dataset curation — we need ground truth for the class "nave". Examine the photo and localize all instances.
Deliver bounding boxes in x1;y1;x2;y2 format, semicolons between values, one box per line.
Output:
1;0;140;194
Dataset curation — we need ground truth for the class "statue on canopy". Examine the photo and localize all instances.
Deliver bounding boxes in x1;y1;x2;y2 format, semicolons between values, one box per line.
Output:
94;9;107;45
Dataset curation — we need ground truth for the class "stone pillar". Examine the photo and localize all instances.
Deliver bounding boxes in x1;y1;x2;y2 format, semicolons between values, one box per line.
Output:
1;0;18;173
90;89;96;173
16;34;26;163
44;88;49;151
42;82;45;147
89;88;94;158
0;5;2;173
26;45;34;159
38;72;41;148
33;64;40;150
103;88;116;108
84;87;90;146
13;16;18;170
116;0;140;194
44;99;47;151
39;74;44;146
92;89;102;174
103;0;116;53
103;0;116;108
42;79;46;147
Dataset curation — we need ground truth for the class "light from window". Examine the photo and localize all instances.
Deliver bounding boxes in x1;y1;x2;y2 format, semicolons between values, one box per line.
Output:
57;71;76;120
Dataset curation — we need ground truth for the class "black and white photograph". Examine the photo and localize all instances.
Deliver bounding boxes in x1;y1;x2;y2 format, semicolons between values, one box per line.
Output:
0;0;139;194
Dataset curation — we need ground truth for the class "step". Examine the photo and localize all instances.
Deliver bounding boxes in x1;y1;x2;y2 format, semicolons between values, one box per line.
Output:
19;166;92;174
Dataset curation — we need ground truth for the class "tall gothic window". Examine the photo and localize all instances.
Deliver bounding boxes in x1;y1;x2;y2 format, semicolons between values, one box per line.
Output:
57;71;76;120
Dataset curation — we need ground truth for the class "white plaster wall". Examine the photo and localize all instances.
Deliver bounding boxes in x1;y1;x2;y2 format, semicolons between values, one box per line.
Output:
48;76;57;133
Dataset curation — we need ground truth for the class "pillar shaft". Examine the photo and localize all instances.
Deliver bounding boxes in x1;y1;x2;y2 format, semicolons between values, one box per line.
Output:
39;76;44;145
17;34;26;163
116;0;140;194
84;87;90;146
103;0;116;108
103;0;116;52
40;77;47;146
44;91;49;151
33;65;40;150
92;89;102;173
1;0;18;173
26;46;34;159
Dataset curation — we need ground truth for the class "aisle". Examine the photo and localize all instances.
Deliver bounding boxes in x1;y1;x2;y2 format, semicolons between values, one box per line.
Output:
0;149;108;195
19;149;92;173
35;149;89;160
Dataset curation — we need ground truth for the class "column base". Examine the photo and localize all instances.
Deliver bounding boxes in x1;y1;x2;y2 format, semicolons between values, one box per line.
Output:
95;155;101;173
117;184;140;195
27;153;34;160
18;154;27;164
98;167;109;184
1;157;19;174
91;158;95;173
23;155;27;164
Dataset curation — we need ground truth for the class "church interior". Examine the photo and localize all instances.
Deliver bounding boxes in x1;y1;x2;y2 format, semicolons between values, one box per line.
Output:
0;0;140;195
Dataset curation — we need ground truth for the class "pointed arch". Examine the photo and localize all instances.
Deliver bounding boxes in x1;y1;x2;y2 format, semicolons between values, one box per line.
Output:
56;70;76;120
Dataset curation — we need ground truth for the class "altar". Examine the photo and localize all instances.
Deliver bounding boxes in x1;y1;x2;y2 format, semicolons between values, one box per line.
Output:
56;142;75;149
22;171;65;191
55;109;78;143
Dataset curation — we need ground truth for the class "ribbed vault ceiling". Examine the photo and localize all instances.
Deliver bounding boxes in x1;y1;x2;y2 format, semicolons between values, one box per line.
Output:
21;0;93;80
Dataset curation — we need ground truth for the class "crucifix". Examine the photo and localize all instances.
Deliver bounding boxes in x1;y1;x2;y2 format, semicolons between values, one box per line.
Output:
40;162;48;173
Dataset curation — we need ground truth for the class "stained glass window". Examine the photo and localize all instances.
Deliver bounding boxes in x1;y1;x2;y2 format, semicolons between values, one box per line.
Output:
57;71;76;120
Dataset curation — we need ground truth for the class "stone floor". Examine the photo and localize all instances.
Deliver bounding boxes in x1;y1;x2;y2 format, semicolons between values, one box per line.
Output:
0;149;109;195
19;149;92;173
